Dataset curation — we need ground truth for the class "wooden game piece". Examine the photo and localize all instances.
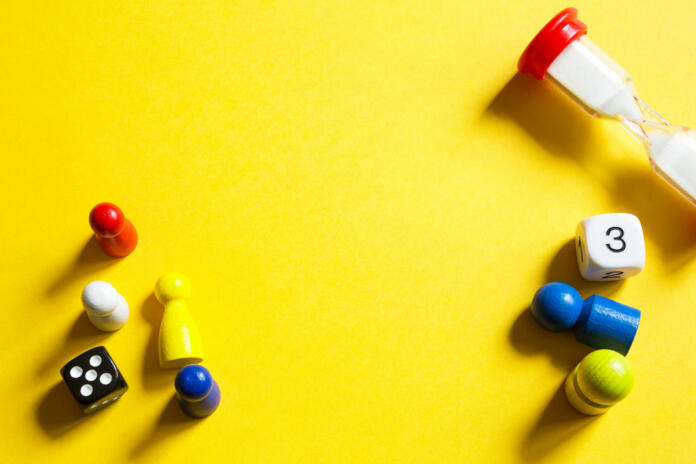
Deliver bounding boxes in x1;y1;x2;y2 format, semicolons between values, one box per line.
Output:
81;281;129;331
565;349;634;415
576;213;645;281
60;346;128;414
175;364;221;418
155;272;204;368
574;295;640;356
531;282;641;355
531;282;583;331
89;202;138;257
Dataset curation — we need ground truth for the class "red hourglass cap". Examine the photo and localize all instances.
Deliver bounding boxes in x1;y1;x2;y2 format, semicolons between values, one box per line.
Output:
518;8;587;80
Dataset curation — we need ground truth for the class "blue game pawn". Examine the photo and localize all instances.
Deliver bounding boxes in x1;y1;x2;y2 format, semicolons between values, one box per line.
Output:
574;295;640;355
174;365;221;418
530;282;640;355
531;282;583;331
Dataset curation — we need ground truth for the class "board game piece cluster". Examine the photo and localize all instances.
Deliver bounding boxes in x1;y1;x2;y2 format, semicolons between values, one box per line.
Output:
528;212;644;414
58;203;220;418
518;9;661;414
154;271;219;418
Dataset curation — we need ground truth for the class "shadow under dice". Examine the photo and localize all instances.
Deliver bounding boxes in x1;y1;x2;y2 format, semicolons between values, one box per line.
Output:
576;213;645;281
60;346;128;413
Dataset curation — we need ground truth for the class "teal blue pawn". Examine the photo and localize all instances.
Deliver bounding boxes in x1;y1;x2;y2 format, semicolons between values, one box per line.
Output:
175;365;221;418
531;282;583;331
530;282;641;355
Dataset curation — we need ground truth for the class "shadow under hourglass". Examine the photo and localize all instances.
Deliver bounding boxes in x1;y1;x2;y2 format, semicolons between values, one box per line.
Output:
610;164;696;270
486;73;595;162
488;73;696;269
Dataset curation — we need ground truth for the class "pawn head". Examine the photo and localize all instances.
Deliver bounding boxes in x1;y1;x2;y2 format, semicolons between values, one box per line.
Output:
531;282;583;332
82;281;120;315
575;349;634;408
175;365;213;400
90;203;125;238
155;272;191;304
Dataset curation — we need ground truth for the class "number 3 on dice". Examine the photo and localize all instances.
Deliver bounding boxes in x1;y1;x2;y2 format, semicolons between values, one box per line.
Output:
575;213;645;281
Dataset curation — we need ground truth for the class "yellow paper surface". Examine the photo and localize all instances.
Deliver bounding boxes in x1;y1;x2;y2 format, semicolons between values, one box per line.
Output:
3;1;696;462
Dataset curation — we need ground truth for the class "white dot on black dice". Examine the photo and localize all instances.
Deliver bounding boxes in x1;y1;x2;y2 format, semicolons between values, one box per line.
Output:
60;346;128;414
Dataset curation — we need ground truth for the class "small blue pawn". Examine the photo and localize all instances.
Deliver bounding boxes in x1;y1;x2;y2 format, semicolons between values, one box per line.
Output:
174;365;221;418
530;282;640;355
531;282;583;332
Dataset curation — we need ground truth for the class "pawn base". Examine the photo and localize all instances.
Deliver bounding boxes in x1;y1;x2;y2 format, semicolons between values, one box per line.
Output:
177;380;221;418
564;367;610;415
97;219;138;257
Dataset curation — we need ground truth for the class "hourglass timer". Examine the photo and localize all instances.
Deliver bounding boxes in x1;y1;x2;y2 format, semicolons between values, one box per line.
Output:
519;8;696;205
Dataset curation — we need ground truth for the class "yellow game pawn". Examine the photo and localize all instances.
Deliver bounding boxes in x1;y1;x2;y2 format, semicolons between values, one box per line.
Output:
155;272;204;368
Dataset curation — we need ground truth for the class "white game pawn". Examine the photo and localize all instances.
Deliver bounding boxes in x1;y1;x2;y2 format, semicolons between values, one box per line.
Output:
81;281;129;331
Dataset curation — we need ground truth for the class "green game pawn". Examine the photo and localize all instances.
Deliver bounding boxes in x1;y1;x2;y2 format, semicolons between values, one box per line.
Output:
565;350;634;415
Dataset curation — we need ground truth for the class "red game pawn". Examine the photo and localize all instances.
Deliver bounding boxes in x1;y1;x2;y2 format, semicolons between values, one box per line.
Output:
89;203;138;258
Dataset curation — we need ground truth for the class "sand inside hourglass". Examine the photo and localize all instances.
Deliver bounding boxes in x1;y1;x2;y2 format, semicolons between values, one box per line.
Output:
620;114;696;205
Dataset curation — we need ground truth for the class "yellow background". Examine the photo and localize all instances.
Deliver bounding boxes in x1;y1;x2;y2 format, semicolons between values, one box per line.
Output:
3;1;696;462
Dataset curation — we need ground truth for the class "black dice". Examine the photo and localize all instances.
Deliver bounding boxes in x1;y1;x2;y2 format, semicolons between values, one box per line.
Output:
60;346;128;413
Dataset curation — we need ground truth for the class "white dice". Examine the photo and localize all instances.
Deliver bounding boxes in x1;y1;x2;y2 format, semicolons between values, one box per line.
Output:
575;213;645;281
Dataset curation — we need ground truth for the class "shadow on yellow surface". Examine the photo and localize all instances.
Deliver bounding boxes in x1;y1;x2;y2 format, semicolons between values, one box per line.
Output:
511;240;628;460
518;380;598;462
546;239;625;297
489;73;696;270
509;239;625;372
487;73;594;162
130;396;201;458
36;312;115;378
140;294;176;391
45;236;118;297
610;165;696;269
35;382;89;438
509;309;591;372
